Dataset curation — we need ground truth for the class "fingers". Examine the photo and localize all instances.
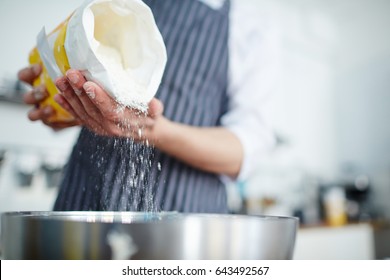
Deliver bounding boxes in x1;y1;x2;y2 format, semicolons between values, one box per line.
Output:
23;85;48;105
19;65;85;131
27;106;54;122
44;119;82;131
65;69;85;96
55;71;97;121
55;70;104;131
65;70;102;120
18;64;42;85
82;81;118;116
55;76;84;120
53;93;78;117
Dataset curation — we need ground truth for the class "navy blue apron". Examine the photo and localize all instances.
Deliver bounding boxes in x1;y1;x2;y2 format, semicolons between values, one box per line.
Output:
54;0;230;213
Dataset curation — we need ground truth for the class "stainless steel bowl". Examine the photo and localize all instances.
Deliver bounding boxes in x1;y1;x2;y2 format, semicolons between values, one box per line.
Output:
1;211;298;260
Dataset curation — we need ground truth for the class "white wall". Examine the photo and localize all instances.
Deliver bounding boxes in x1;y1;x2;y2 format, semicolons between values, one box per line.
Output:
257;0;390;177
244;0;390;218
0;0;81;78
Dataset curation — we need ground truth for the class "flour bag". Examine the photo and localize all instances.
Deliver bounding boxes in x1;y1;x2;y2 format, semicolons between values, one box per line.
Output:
29;0;167;121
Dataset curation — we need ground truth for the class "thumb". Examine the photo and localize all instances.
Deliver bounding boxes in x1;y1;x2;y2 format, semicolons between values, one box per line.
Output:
148;98;164;118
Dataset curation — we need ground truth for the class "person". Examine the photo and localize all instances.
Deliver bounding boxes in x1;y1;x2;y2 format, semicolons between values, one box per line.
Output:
18;0;279;213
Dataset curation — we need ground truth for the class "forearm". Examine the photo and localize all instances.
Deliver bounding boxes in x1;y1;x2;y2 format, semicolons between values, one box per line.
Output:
152;116;243;178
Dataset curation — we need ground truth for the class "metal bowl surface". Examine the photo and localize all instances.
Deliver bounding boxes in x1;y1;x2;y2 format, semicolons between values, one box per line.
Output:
1;211;298;260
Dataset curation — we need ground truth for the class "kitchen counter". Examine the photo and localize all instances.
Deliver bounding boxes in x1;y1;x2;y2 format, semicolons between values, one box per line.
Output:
294;221;390;259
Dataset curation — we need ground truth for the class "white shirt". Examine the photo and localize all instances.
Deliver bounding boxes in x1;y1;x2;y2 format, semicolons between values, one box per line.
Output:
202;0;281;181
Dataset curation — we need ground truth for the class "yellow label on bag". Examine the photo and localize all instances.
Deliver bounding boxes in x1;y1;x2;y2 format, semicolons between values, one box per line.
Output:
53;21;71;75
29;18;74;123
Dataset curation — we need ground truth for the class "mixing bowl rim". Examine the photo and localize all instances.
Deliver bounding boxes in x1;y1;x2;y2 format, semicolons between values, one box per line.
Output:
1;211;299;223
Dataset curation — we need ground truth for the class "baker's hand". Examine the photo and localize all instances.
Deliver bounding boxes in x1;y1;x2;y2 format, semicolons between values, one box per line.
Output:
55;69;164;142
18;64;81;130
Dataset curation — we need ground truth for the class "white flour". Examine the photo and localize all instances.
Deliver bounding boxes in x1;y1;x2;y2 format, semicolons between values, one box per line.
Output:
96;44;148;111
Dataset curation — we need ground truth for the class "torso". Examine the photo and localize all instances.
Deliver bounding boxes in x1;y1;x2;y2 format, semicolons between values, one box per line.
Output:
54;0;231;213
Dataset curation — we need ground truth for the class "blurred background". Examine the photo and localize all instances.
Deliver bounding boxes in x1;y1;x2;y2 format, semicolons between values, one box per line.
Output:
0;0;389;259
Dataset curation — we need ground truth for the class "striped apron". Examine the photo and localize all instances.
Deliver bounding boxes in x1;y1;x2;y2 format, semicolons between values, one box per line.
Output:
54;0;230;213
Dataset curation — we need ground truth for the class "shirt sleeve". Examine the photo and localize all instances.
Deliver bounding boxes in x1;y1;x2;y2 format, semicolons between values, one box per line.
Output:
220;0;282;181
